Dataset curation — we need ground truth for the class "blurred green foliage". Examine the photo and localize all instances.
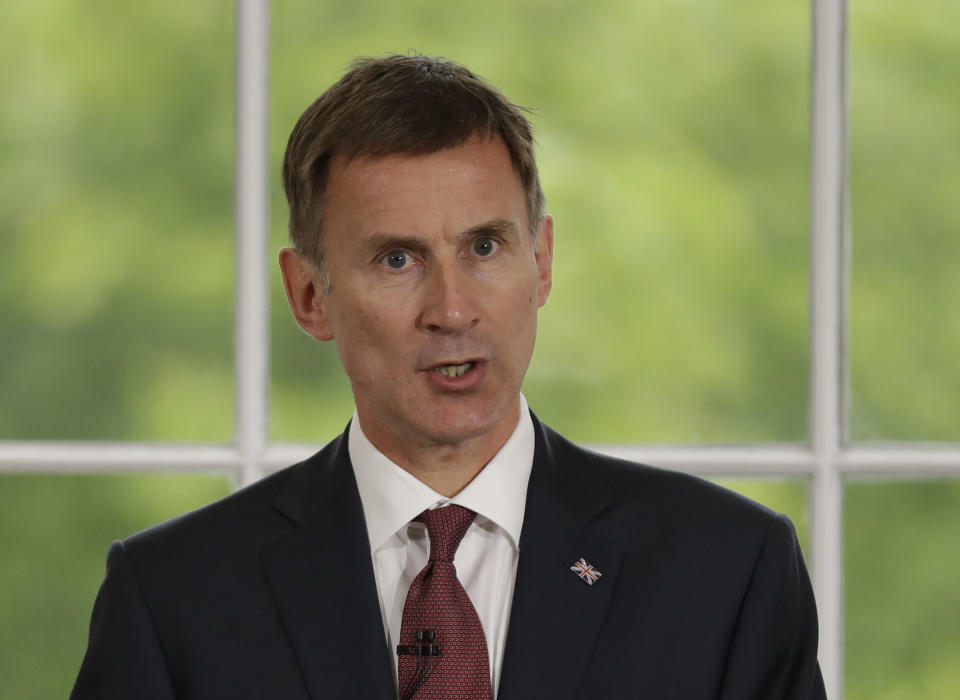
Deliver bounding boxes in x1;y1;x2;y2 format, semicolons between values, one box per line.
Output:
1;1;958;699
849;0;960;440
0;474;231;700
846;481;960;700
0;2;235;441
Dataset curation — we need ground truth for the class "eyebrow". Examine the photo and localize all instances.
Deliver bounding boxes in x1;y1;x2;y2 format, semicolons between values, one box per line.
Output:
461;218;520;241
361;218;521;259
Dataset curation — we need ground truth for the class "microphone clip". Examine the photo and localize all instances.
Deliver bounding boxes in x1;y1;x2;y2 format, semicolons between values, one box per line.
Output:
396;628;441;657
398;628;440;699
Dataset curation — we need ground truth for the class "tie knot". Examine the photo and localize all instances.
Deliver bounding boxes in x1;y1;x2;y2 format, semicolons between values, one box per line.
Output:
416;504;476;562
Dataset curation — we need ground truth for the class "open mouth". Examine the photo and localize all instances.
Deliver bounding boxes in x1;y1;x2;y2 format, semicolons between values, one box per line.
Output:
434;361;475;378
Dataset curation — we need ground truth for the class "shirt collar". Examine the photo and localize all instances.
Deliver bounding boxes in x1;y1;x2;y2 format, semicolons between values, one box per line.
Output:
349;395;534;554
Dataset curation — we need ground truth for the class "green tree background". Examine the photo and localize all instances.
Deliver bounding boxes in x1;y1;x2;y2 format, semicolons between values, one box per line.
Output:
1;1;957;698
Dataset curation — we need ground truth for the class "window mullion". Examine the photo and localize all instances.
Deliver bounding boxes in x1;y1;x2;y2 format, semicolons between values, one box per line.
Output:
234;0;271;487
810;0;849;697
0;442;241;473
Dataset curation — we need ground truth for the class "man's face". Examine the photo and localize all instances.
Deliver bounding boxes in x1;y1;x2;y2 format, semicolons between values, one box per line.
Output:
307;135;552;458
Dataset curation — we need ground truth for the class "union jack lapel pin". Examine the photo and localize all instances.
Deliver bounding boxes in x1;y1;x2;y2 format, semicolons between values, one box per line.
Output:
570;557;603;586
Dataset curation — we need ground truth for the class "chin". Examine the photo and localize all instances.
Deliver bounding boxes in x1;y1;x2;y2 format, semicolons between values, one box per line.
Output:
416;399;514;446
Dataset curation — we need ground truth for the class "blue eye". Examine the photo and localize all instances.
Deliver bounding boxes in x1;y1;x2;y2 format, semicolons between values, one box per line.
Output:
384;251;408;270
473;237;497;256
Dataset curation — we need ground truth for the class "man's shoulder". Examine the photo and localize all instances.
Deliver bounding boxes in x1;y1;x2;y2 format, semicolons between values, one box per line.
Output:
118;461;296;575
120;433;349;568
536;420;785;547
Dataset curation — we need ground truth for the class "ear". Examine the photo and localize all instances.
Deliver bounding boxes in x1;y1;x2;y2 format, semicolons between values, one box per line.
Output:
534;215;554;308
278;247;334;341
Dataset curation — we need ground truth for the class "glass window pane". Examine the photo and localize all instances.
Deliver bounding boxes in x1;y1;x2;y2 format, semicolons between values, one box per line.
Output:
0;4;234;440
0;473;232;699
845;480;960;699
269;0;809;443
849;0;960;440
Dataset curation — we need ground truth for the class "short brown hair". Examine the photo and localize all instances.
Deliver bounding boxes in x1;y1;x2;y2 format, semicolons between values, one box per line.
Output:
282;54;545;279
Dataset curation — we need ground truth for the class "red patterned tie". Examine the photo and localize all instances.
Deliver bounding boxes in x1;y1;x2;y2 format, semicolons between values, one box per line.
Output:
397;505;492;699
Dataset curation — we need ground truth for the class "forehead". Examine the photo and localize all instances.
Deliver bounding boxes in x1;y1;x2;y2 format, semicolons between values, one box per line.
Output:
323;135;527;240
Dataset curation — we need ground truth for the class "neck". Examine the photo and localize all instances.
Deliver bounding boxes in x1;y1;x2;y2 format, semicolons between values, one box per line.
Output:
357;401;521;497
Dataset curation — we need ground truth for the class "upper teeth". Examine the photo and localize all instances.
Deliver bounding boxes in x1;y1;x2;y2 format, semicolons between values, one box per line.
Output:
437;362;473;378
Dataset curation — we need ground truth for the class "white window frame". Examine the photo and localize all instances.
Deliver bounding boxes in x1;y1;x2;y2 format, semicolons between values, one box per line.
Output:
2;2;959;697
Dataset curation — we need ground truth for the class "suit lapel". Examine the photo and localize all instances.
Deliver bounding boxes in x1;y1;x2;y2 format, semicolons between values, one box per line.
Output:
498;418;624;700
261;432;396;700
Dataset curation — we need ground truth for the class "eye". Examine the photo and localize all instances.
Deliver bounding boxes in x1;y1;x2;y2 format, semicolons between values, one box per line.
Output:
472;237;498;257
383;251;410;270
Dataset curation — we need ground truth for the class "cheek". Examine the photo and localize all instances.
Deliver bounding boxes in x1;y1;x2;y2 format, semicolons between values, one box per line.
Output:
500;285;539;355
332;301;411;373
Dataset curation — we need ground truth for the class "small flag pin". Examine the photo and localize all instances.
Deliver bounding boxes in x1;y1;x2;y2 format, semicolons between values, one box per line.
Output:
570;557;602;585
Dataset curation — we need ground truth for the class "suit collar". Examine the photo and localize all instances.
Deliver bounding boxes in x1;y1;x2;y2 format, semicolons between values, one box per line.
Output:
498;414;624;700
270;426;357;527
263;429;396;699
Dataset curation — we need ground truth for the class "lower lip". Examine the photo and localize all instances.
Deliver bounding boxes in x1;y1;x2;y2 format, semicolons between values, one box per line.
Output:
425;361;487;391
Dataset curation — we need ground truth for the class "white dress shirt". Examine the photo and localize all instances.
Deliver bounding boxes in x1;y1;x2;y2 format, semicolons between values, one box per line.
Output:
349;395;534;698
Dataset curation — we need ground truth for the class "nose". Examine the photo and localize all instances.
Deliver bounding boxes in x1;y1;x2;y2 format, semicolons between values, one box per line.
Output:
417;261;481;334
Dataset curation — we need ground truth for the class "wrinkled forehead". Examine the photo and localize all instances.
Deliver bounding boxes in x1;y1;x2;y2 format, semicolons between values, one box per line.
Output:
326;134;529;227
322;136;528;247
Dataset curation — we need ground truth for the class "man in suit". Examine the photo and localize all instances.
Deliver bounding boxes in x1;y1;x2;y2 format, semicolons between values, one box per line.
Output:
72;54;827;699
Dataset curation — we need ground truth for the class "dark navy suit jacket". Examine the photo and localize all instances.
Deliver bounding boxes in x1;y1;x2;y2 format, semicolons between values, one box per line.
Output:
71;415;827;699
